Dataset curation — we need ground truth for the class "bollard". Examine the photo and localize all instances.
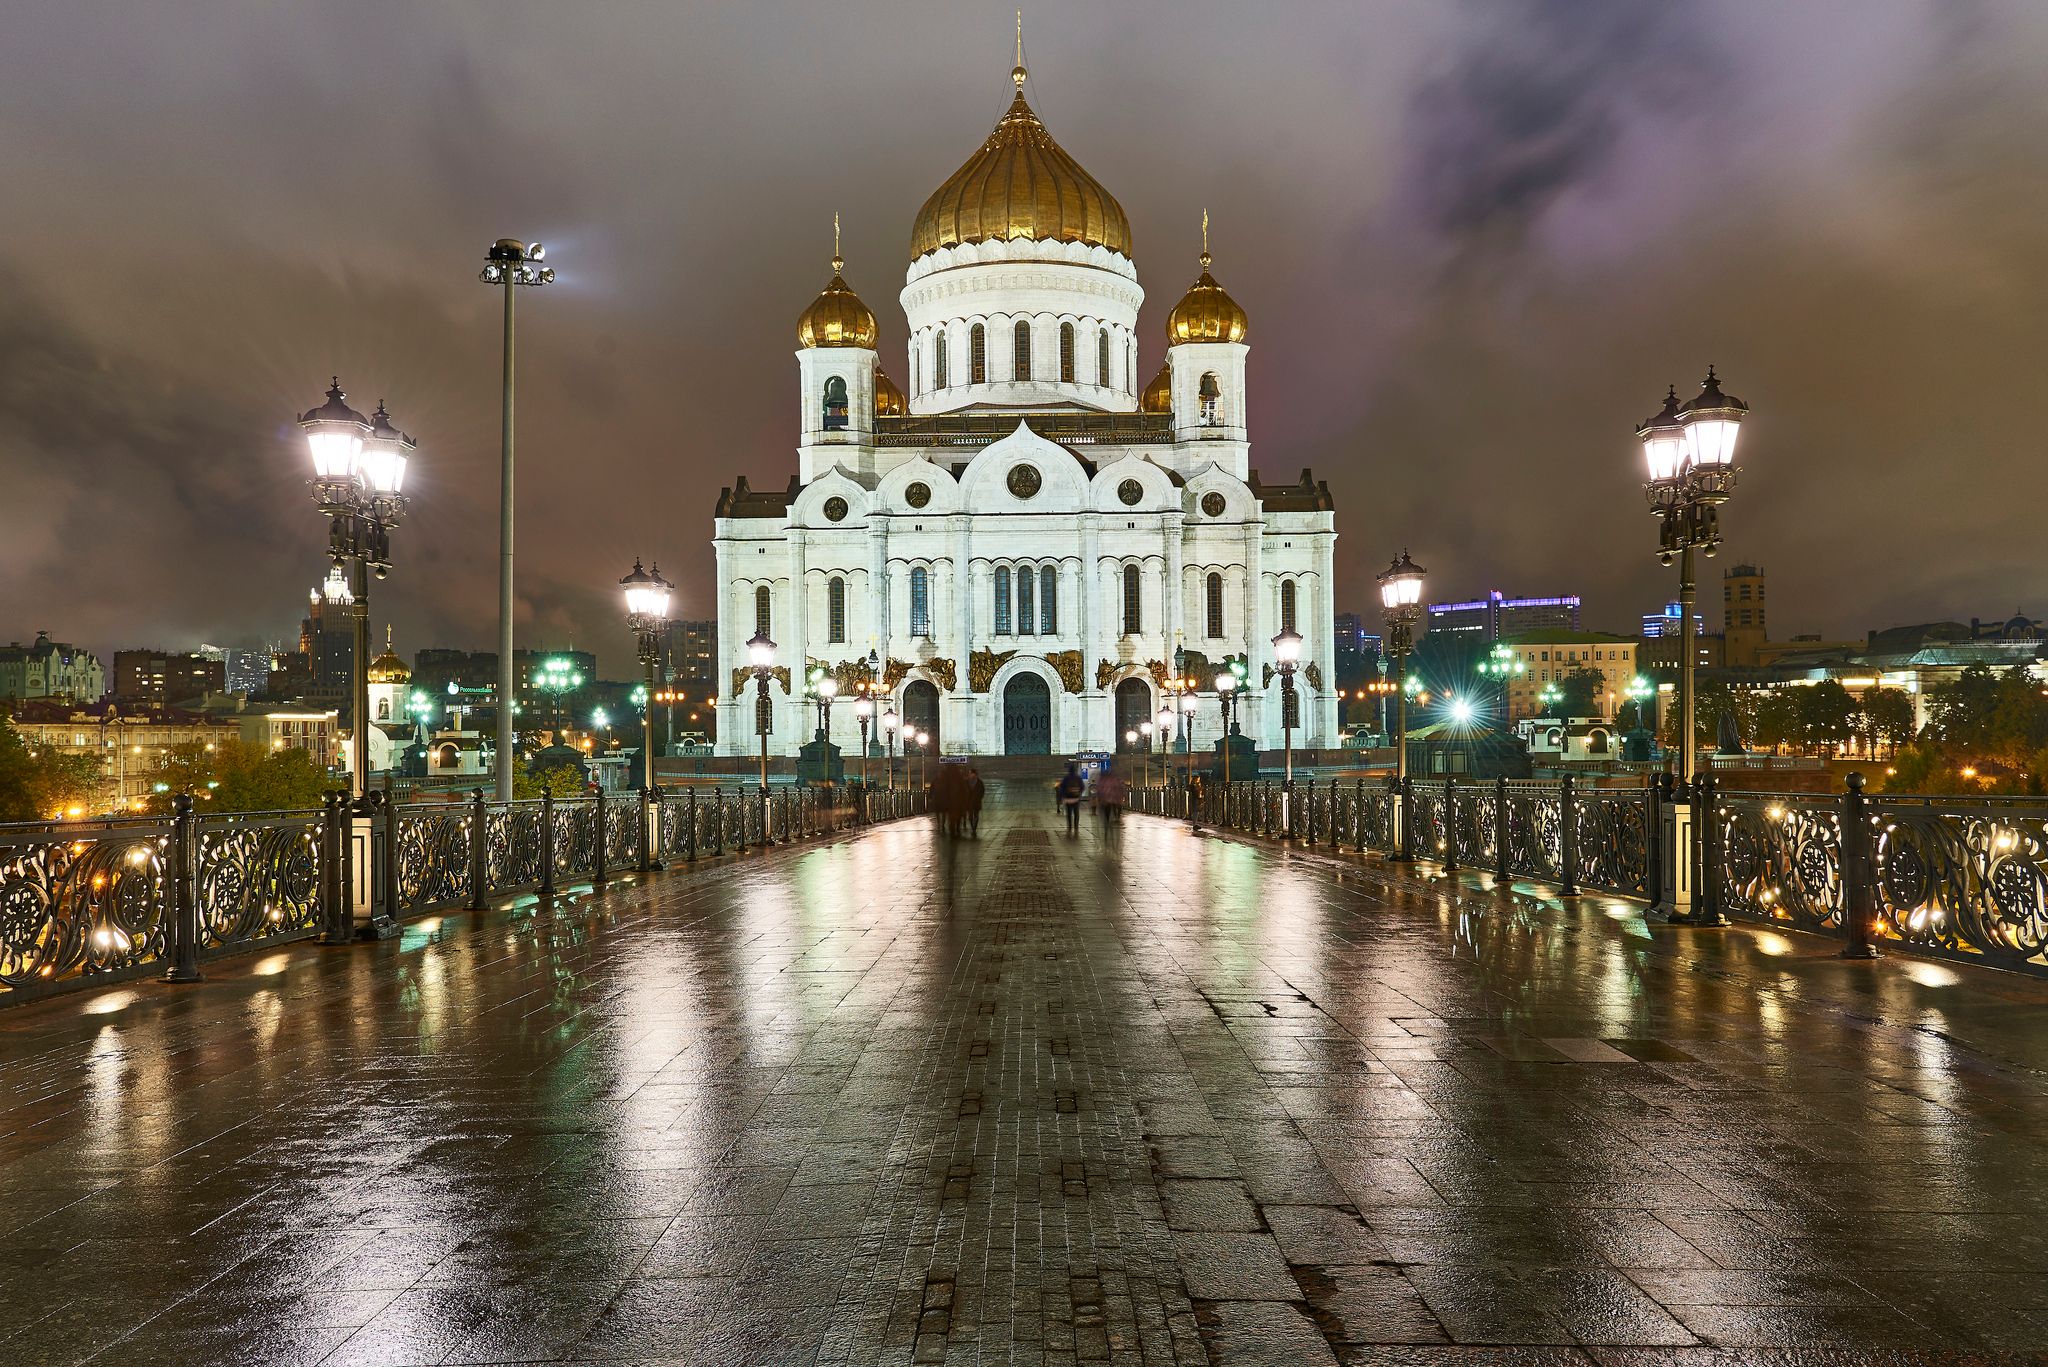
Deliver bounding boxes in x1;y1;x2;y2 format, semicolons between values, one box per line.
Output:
468;788;489;911
1443;778;1459;872
1557;773;1580;897
539;788;557;897
1839;772;1881;959
163;793;202;983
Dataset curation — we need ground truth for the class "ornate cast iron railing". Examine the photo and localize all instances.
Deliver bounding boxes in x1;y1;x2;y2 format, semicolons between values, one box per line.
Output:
0;780;915;1004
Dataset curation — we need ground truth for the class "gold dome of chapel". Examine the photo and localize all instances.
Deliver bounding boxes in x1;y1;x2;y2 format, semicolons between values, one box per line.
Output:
1166;224;1248;345
797;219;878;349
909;59;1133;262
1140;362;1172;413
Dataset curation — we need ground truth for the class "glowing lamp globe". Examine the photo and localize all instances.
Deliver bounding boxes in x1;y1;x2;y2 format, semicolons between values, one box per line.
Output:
357;402;414;496
1678;368;1747;469
620;558;674;624
1636;385;1688;482
746;632;776;670
1377;551;1426;614
299;379;369;481
1271;628;1303;666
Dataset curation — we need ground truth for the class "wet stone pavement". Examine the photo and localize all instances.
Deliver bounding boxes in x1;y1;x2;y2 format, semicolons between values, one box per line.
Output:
5;786;2048;1365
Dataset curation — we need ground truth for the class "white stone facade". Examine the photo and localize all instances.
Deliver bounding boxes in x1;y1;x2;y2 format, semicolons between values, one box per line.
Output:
714;91;1336;761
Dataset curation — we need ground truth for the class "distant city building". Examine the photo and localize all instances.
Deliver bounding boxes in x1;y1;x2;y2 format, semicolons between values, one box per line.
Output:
1426;591;1582;641
1641;601;1706;639
11;704;240;815
236;706;339;766
1497;631;1639;720
220;647;274;696
1722;563;1767;666
292;568;358;716
112;649;225;707
667;620;717;690
411;648;499;696
0;633;105;704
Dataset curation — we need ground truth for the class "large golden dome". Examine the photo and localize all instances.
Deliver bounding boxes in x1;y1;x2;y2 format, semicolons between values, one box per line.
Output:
1167;250;1248;345
910;72;1133;262
874;364;906;417
797;256;878;349
1140;362;1171;413
367;629;409;685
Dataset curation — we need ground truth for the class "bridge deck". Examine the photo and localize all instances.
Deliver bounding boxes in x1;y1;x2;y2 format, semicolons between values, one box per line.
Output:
3;783;2047;1363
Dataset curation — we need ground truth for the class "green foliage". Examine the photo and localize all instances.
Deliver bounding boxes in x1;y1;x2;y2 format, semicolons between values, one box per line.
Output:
149;741;333;814
0;714;103;822
513;764;590;800
1750;690;1801;752
1696;680;1749;750
1553;669;1606;720
1924;665;2048;770
1857;687;1917;755
1794;680;1858;755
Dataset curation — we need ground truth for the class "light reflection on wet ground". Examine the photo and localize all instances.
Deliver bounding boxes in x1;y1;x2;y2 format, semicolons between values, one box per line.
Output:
2;783;2047;1363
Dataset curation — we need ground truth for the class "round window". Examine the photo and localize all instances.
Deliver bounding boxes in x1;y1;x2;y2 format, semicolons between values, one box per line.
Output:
822;496;848;523
1201;491;1227;518
1007;464;1042;499
905;482;931;509
1117;478;1143;506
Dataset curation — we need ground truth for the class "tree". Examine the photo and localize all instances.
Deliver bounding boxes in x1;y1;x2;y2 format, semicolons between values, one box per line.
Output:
1554;669;1606;720
1795;680;1858;757
1750;690;1801;753
148;741;332;815
0;714;103;821
513;764;589;800
1858;687;1916;757
1695;680;1749;751
1926;665;2001;751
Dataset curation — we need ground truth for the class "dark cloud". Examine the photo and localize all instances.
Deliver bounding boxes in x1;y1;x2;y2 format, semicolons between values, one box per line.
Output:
0;1;2044;677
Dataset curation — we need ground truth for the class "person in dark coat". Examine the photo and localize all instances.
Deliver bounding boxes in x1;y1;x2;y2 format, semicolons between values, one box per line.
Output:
965;766;985;837
1056;764;1085;836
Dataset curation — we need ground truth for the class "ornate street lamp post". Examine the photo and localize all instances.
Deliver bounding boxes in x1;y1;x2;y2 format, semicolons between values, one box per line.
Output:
299;380;412;803
1477;642;1526;727
747;630;776;800
881;707;899;789
1138;721;1153;788
853;696;873;789
1272;627;1302;836
620;558;673;793
1378;551;1426;861
479;239;554;802
1215;672;1239;792
1638;370;1747;792
536;657;584;741
1179;689;1200;783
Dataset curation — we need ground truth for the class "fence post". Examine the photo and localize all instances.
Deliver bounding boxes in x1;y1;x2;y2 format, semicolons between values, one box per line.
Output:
320;791;351;944
162;793;202;983
1643;779;1663;911
1557;774;1580;896
1494;776;1511;885
1396;775;1413;862
686;786;699;862
642;786;659;873
375;792;399;929
714;788;727;855
1839;772;1880;959
1691;772;1729;925
539;788;557;897
593;788;608;885
468;788;488;911
1443;778;1459;871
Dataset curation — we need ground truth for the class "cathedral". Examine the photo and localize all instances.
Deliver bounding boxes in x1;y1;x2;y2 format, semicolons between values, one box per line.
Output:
713;55;1336;759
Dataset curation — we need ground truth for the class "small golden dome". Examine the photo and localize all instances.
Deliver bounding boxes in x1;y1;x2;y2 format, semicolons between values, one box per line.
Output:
367;628;409;684
875;365;906;417
1141;363;1171;413
1167;253;1248;346
909;80;1133;261
797;256;877;349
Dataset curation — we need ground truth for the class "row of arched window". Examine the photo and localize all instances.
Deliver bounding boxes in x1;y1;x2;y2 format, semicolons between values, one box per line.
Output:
919;320;1135;392
993;565;1058;636
755;569;1293;650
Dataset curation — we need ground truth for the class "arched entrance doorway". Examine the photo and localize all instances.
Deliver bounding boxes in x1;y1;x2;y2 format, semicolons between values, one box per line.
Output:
1114;677;1151;750
902;679;941;754
1003;673;1052;755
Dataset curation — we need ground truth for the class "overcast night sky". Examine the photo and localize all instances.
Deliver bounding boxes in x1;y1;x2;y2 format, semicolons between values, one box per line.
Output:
3;1;2045;678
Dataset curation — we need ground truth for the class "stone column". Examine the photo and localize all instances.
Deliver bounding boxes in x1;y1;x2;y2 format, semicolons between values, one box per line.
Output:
1316;532;1338;747
870;517;890;667
1164;511;1186;654
1245;520;1266;746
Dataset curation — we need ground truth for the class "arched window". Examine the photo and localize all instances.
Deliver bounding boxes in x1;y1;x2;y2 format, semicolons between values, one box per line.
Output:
1059;322;1076;382
993;566;1011;635
754;584;772;638
1017;566;1035;636
822;375;848;431
1096;329;1109;386
909;567;931;638
1013;320;1032;380
1122;564;1141;635
934;332;949;389
969;323;986;384
1040;565;1058;633
827;576;846;643
1199;372;1222;425
1206;572;1224;639
1280;579;1297;635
